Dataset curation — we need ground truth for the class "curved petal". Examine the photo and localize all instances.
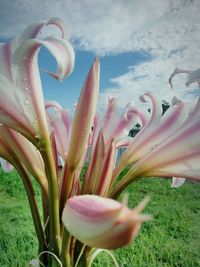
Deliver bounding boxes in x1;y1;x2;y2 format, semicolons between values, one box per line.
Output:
171;177;186;188
0;158;14;173
45;100;62;111
0;19;75;147
0;36;74;145
186;68;200;87
0;126;46;182
0;18;67;80
131;110;200;180
168;68;190;88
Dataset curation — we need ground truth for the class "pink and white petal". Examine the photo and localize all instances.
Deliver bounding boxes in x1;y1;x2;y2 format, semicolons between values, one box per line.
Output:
62;196;121;239
171;177;186;188
47;111;70;160
61;109;73;137
186;68;200;87
0;43;12;80
62;195;149;249
147;152;200;181
82;130;105;194
139;92;163;124
40;37;75;79
115;136;133;149
102;96;119;141
45;100;62;112
123;97;189;167
106;105;139;145
96;140;116;196
47;18;70;39
8;37;75;143
0;74;36;139
133;118;200;180
0;126;46;180
67;57;99;169
0;158;14;173
168;68;190;88
0;18;67;81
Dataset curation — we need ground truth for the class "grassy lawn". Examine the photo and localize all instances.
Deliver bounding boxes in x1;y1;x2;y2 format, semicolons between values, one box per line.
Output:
0;168;200;267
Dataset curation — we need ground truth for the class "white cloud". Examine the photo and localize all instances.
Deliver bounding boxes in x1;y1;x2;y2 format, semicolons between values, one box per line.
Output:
0;0;200;108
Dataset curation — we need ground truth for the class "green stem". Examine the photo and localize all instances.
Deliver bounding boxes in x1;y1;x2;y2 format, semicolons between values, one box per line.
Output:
41;141;61;261
60;166;75;214
15;163;47;255
74;244;91;267
60;229;71;267
110;169;140;199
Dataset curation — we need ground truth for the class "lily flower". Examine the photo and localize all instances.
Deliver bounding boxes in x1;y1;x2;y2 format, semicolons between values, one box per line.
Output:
110;92;190;187
169;67;200;88
111;96;200;198
62;194;150;249
0;18;75;147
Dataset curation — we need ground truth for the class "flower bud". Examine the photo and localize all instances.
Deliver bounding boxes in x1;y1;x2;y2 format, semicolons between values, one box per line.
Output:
62;194;150;249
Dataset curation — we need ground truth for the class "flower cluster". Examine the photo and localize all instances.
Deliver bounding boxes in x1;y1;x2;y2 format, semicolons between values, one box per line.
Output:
0;19;199;267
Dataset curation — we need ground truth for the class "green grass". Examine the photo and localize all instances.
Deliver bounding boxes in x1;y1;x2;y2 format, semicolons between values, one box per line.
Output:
0;168;200;267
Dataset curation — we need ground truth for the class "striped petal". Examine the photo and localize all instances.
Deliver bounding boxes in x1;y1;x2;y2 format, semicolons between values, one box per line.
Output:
46;104;72;161
171;177;186;188
113;93;190;181
0;19;75;146
111;96;200;198
0;126;47;194
62;195;150;249
67;57;99;169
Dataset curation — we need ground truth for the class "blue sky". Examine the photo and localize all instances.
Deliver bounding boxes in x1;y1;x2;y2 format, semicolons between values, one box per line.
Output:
0;0;200;111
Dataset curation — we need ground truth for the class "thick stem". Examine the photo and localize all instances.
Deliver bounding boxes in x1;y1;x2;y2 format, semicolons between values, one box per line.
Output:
41;141;61;261
60;229;71;267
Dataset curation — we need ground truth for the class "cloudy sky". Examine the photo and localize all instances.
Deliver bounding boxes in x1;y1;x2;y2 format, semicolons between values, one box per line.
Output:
0;0;200;110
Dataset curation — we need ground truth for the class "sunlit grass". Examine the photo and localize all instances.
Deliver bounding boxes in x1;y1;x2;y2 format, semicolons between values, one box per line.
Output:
0;168;200;267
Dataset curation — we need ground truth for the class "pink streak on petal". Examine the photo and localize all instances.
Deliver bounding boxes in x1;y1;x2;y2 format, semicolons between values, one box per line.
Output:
45;101;62;112
0;158;14;173
171;177;186;188
47;18;69;39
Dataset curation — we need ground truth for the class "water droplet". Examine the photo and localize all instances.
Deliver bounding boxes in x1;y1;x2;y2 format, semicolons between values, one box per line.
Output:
24;99;30;105
26;89;31;94
33;120;38;124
